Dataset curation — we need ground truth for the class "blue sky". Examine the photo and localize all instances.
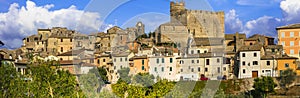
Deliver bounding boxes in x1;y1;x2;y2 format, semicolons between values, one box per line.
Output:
0;0;300;49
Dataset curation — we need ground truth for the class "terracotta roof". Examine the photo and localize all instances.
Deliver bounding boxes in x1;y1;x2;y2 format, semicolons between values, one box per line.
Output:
225;33;246;40
261;55;275;60
276;56;298;59
112;52;131;57
59;60;81;65
57;49;85;56
264;45;283;49
193;37;224;46
179;53;224;59
131;55;147;59
239;44;263;51
276;23;300;30
245;34;274;41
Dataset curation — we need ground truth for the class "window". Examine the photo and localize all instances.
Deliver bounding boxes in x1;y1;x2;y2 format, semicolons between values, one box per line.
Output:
192;60;194;64
243;69;246;74
120;58;122;62
161;67;164;72
142;60;144;65
223;67;226;71
254;53;257;57
290;49;294;55
191;50;194;54
97;59;100;64
290;32;294;37
154;67;157;72
242;61;246;66
204;50;207;53
170;67;172;71
197;50;200;54
61;47;63;52
206;59;210;65
198;67;200;72
125;58;127;61
180;60;184;64
142;66;145;70
281;32;285;37
156;58;159;64
242;53;245;57
290;41;294;46
114;58;116;62
253;61;258;65
61;39;63;42
285;63;289;68
70;38;72;42
281;42;285;46
191;68;194;72
217;58;220;63
197;60;199;63
217;67;220;73
272;49;275;53
205;68;208;72
262;70;264;73
103;59;106;62
267;61;270;65
181;69;183;72
170;58;173;63
162;58;164;63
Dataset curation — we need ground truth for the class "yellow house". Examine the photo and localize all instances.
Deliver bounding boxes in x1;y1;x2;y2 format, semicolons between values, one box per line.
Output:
94;51;111;68
276;56;300;76
129;55;148;75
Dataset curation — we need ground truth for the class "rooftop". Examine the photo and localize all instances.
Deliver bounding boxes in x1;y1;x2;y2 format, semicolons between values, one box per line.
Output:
276;23;300;30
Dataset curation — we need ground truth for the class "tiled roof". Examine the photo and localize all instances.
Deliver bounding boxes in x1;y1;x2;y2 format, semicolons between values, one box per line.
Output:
239;44;263;51
276;23;300;30
225;33;246;40
264;45;283;49
57;49;85;56
59;60;81;65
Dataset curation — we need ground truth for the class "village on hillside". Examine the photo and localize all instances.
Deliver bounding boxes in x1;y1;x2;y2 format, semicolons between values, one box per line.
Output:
1;1;300;98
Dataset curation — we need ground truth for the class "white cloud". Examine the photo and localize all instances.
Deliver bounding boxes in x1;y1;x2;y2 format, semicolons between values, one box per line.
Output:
0;0;104;49
243;16;281;36
225;9;281;37
280;0;300;22
236;0;280;6
225;9;243;33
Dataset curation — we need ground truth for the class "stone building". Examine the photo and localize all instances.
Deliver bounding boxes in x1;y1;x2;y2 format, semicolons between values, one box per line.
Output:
95;22;145;53
155;1;224;45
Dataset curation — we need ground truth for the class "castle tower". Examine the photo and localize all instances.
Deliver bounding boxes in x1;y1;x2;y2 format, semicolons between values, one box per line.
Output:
170;1;187;25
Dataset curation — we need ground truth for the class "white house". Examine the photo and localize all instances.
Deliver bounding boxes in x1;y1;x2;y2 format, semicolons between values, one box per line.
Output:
149;55;178;82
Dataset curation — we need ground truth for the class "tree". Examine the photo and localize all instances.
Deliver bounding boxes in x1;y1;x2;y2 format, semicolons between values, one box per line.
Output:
0;61;27;97
132;73;155;87
253;76;276;97
117;68;131;83
79;73;100;98
88;67;108;83
28;61;79;97
279;68;297;89
149;79;175;97
111;80;128;97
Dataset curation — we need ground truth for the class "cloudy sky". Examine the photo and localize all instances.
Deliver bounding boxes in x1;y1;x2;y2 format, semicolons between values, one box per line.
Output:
0;0;300;49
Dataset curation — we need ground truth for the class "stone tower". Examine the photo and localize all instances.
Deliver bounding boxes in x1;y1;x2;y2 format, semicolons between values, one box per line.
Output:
170;1;187;25
135;21;145;35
